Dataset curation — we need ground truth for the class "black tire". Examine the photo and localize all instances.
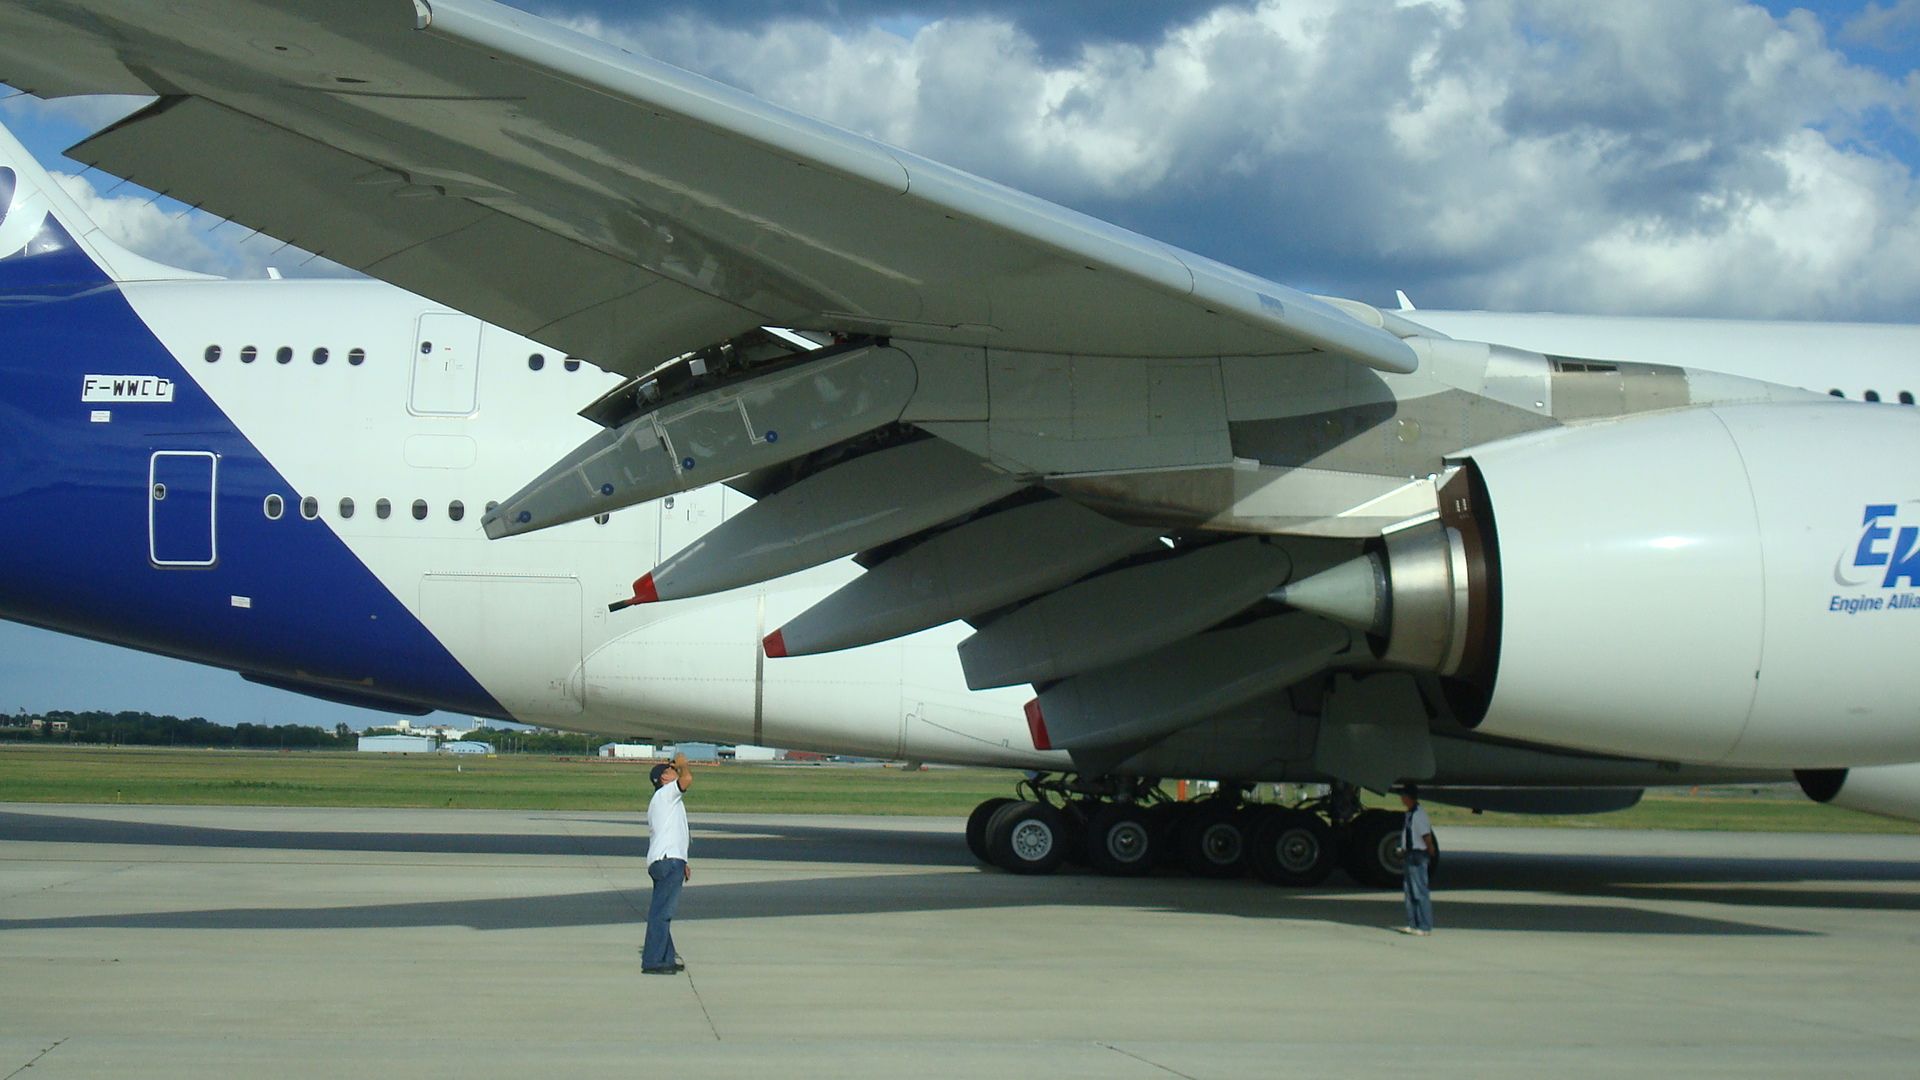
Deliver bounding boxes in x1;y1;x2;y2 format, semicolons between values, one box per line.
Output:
1180;800;1249;878
1146;802;1188;870
1249;808;1338;886
985;800;1069;875
1085;802;1156;876
1059;801;1097;866
966;797;1016;866
1341;809;1405;888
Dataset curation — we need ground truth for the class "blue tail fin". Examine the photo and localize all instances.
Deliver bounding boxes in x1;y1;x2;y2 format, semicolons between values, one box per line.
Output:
0;118;205;284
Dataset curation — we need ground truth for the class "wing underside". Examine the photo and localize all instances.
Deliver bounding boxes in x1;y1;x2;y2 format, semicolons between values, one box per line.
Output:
0;0;1416;377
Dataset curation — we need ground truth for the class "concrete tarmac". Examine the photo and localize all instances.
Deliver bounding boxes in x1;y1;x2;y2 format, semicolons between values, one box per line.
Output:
2;802;1918;1078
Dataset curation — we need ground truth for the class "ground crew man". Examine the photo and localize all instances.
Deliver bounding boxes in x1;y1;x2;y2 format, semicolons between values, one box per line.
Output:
643;752;692;973
1397;784;1436;936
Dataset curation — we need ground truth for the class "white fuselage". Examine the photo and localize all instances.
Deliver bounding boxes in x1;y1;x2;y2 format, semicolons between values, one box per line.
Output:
120;277;1050;768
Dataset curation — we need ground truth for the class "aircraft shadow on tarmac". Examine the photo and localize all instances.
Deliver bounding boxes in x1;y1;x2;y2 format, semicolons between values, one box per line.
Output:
4;809;1918;937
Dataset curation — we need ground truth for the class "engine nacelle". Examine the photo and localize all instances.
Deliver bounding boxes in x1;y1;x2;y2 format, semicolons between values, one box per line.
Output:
1798;765;1920;824
1457;402;1920;767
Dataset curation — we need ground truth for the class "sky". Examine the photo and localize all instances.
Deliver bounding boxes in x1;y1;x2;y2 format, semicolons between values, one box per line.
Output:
4;0;1920;726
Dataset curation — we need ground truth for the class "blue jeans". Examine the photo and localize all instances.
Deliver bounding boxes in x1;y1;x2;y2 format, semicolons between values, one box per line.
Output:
644;858;684;969
1403;852;1433;931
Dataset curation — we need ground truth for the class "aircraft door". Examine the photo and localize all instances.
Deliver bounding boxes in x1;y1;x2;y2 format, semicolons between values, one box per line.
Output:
409;313;481;415
657;485;722;563
148;451;217;567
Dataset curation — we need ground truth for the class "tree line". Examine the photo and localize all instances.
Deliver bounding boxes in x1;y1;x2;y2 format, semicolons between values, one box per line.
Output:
1;710;617;755
1;710;355;748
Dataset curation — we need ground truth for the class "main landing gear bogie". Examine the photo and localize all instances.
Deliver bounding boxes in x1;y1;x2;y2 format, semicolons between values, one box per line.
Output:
966;777;1409;889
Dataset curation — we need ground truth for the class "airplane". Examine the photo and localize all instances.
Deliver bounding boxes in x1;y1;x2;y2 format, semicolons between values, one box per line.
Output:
4;0;1920;890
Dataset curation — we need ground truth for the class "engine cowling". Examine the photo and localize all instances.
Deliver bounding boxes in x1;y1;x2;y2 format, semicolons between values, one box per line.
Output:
1453;401;1920;767
1797;765;1920;823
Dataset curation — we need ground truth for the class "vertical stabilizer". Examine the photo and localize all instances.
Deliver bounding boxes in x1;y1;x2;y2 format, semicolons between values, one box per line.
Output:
0;117;209;282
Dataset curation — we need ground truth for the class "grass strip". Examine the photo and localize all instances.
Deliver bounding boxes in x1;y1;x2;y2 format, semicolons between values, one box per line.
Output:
1;745;1914;832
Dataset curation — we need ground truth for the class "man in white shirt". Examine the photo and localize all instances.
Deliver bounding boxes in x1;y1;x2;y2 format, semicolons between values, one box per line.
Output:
642;753;692;974
1397;785;1437;936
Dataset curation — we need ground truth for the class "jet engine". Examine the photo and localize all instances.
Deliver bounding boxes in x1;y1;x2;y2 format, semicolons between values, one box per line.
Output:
1797;764;1920;825
1284;401;1920;768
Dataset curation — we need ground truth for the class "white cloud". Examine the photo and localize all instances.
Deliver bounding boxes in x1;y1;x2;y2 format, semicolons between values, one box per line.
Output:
52;173;346;279
0;92;150;131
11;3;1918;318
1841;0;1920;50
553;0;1920;321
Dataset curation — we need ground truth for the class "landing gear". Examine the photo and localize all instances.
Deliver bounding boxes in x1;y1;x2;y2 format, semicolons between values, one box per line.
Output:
1248;808;1337;886
983;799;1069;874
1340;808;1405;888
965;797;1017;866
1084;802;1156;876
964;775;1409;889
1178;798;1251;878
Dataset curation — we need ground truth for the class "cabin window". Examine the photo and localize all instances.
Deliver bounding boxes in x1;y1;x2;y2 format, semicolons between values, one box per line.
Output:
204;345;221;363
240;346;258;364
1866;390;1882;403
594;513;610;526
376;498;392;520
1829;389;1844;398
1902;392;1914;405
276;346;293;365
300;496;318;520
263;494;284;520
312;347;330;366
448;500;465;523
411;499;428;521
339;497;355;520
348;348;366;367
564;358;582;372
151;483;167;501
485;501;499;514
528;353;545;371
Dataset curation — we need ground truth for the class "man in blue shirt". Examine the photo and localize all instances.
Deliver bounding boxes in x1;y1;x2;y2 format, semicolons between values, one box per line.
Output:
1397;785;1436;936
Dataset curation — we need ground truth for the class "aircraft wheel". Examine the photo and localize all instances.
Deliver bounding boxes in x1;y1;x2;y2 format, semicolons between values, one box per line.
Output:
985;800;1069;875
1341;809;1405;888
1180;800;1249;878
1249;808;1337;886
966;797;1016;866
1147;802;1188;870
1059;800;1097;866
1085;802;1156;876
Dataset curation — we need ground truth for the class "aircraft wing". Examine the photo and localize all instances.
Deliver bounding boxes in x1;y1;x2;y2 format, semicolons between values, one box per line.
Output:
0;0;1416;377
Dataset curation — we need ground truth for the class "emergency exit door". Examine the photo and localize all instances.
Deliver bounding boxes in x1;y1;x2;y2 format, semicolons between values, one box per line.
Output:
149;451;217;567
410;312;481;415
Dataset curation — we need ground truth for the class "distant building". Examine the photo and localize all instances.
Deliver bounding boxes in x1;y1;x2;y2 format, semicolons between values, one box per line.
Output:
669;742;722;762
598;742;658;759
442;741;494;756
723;744;780;762
358;734;435;754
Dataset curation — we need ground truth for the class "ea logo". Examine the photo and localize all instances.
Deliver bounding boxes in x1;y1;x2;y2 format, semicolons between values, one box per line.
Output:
1837;503;1920;588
